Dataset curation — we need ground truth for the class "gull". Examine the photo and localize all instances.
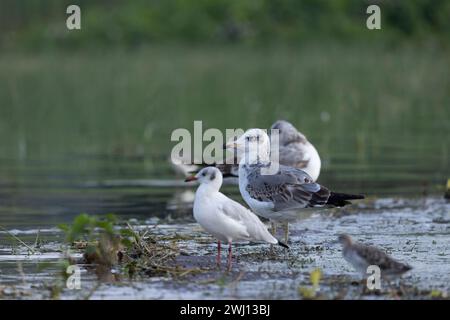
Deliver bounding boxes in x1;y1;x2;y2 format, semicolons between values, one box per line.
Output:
224;128;364;244
185;167;288;271
337;234;412;281
170;154;199;177
270;120;321;181
196;120;321;182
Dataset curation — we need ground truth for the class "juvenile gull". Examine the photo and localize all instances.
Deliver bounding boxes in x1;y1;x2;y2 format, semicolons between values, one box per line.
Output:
225;128;364;244
197;120;321;182
271;120;321;181
338;234;412;280
185;167;288;271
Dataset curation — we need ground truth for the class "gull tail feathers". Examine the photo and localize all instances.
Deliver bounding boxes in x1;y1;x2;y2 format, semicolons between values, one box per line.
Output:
327;192;365;207
401;264;413;273
277;240;290;249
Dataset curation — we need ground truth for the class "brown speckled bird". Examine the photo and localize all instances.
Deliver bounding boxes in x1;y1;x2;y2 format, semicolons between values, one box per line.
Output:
338;234;412;279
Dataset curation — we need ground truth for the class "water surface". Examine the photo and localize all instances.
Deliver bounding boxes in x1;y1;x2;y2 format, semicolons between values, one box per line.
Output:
0;45;449;299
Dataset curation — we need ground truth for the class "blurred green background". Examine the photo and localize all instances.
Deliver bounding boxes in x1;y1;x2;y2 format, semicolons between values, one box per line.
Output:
1;0;450;48
0;0;449;198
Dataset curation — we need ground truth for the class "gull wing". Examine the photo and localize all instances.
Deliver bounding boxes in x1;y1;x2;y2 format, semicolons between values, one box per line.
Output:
245;164;330;211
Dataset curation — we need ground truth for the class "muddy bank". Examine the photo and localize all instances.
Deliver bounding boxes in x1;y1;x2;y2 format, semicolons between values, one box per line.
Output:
0;197;449;300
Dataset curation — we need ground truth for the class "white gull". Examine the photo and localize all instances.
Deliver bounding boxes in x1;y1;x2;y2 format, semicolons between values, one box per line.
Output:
226;128;364;244
270;120;321;181
185;167;288;270
201;119;321;182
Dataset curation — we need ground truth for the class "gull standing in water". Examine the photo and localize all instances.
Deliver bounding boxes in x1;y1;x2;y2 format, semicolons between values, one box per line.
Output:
185;167;288;271
337;234;412;281
225;129;364;244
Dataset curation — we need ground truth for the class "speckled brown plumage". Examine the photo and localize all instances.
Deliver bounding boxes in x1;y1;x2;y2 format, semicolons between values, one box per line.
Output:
339;234;412;278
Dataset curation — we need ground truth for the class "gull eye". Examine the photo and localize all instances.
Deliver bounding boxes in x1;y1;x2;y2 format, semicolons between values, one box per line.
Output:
256;135;260;141
246;136;250;141
202;171;207;177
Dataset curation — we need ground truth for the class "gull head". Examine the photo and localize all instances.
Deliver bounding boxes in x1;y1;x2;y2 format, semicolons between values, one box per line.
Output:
224;128;270;162
337;234;353;247
271;120;306;145
185;167;223;189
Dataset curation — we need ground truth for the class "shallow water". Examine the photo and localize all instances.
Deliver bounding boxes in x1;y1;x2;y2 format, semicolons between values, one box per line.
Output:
0;146;449;299
0;46;449;299
0;196;448;300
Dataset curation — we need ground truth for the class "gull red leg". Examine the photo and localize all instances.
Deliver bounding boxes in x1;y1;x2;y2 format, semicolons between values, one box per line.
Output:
227;242;232;271
216;241;221;267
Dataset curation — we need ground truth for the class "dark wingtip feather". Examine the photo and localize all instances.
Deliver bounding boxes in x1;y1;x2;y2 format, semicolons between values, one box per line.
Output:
403;264;413;272
222;172;239;178
327;192;365;207
189;162;239;178
338;193;365;200
277;241;290;249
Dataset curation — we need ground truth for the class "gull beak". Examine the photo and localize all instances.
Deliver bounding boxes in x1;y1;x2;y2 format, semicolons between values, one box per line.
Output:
184;175;197;182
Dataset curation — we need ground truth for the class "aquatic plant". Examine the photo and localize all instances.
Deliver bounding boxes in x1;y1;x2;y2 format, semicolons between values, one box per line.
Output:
0;225;39;254
58;213;200;283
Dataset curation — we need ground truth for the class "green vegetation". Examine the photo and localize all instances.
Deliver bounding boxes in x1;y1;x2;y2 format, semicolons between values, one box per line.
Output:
58;213;198;282
0;1;448;195
0;1;449;300
58;213;118;243
1;0;450;50
0;43;448;193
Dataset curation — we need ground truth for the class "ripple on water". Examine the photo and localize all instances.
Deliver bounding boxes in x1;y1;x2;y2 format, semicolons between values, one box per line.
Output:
0;197;448;299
